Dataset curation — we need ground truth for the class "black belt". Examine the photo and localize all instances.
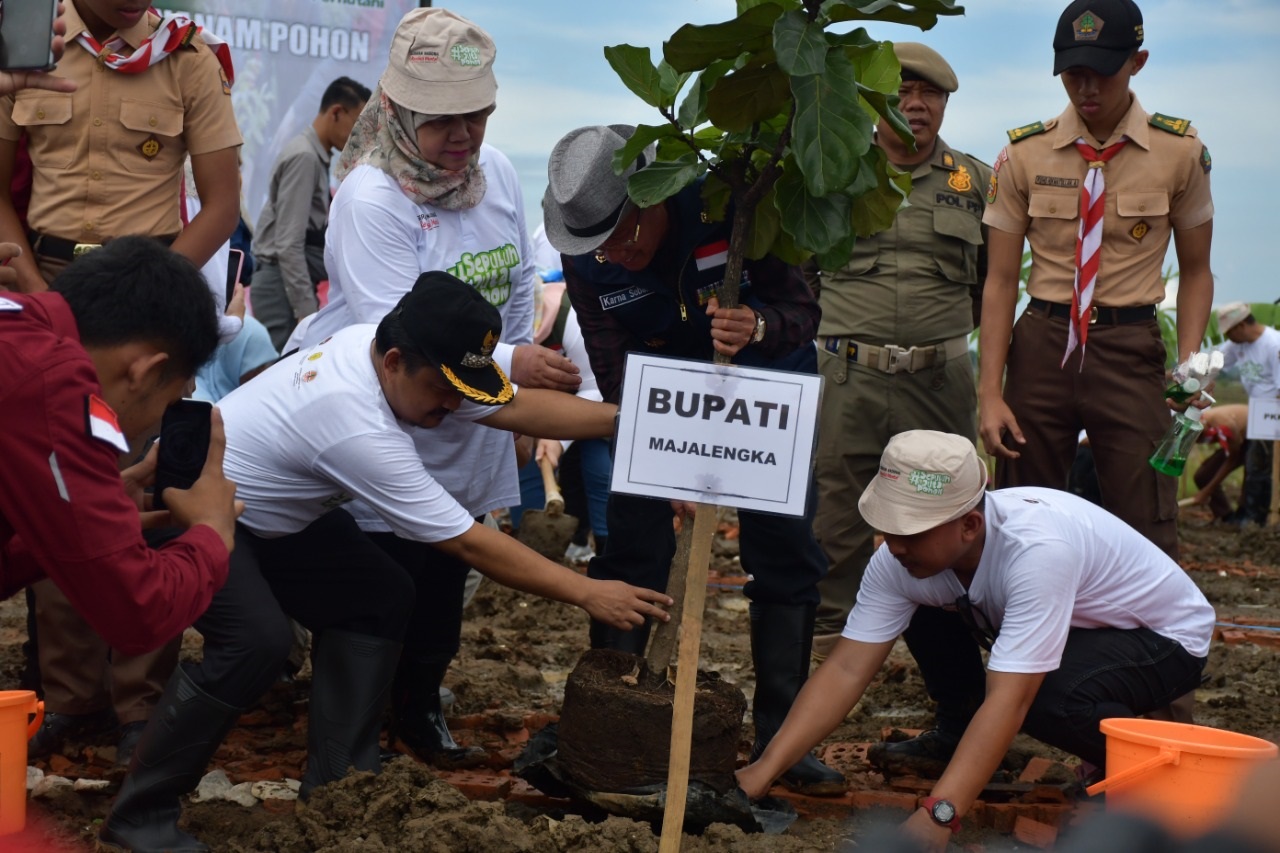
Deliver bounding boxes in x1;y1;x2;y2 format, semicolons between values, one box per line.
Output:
28;231;176;263
1027;297;1155;325
305;228;326;249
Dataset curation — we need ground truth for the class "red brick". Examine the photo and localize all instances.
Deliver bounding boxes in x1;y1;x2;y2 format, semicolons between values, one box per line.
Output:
768;787;856;820
522;712;558;732
261;798;296;815
438;770;513;801
506;777;572;809
850;790;919;812
1013;816;1058;848
1221;630;1247;645
985;803;1019;834
1018;756;1055;783
235;766;285;783
48;755;74;775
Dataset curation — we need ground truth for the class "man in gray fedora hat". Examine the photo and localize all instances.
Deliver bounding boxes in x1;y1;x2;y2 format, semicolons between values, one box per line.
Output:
541;124;845;795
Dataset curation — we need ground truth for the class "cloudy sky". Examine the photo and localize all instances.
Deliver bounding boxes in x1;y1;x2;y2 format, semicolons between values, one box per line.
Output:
449;0;1278;308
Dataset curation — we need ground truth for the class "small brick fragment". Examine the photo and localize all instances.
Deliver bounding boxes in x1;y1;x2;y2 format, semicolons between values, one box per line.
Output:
1018;756;1055;783
1013;815;1058;848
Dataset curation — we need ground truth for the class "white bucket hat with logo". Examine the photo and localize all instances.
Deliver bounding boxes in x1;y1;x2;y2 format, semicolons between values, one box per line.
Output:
381;8;496;115
859;430;989;536
1215;302;1250;335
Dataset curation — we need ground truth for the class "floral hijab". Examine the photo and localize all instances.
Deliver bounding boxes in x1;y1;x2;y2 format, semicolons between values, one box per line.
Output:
334;83;486;211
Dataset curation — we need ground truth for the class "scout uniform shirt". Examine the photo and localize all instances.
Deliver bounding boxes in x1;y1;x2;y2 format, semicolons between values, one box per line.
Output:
983;96;1212;308
819;138;990;346
0;4;242;246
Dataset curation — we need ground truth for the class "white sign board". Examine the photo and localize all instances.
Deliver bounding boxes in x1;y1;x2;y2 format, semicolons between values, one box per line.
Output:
612;354;822;516
1247;397;1280;440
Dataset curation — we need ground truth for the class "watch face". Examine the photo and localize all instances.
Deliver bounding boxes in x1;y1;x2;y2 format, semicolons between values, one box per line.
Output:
931;799;957;824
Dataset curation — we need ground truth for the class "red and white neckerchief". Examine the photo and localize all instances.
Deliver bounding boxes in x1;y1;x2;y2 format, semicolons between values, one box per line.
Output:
74;9;233;86
1062;137;1128;367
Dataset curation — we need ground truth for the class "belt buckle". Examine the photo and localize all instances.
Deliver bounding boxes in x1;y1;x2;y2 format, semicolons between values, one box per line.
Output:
1088;305;1099;325
73;242;101;258
882;344;913;374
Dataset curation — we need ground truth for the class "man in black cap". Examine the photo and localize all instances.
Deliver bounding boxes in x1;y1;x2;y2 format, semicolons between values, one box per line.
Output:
100;271;672;853
810;43;991;669
978;0;1214;561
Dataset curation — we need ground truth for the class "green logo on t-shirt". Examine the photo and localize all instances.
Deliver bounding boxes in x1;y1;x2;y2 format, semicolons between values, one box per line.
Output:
448;243;520;306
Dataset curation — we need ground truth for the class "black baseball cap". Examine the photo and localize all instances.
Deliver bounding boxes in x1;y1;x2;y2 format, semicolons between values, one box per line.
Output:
1053;0;1144;77
397;271;513;405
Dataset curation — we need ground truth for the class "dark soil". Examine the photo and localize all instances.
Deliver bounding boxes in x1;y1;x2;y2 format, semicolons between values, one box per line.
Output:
3;505;1278;852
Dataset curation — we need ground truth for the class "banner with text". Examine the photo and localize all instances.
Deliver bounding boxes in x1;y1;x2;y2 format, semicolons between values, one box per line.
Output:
155;0;417;224
612;354;823;516
1247;397;1280;441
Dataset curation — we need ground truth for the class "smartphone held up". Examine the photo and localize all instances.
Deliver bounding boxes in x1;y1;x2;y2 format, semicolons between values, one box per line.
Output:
153;399;212;512
0;0;60;72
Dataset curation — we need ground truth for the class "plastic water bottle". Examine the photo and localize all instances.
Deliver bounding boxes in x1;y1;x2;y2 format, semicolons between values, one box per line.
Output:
1149;392;1214;477
1164;377;1201;405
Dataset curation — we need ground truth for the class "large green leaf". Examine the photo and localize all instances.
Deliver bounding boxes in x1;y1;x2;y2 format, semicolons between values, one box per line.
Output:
776;167;851;254
603;45;667;108
706;63;791;133
773;10;827;77
745;185;781;259
823;0;964;30
849;146;911;238
664;3;783;73
700;173;733;223
815;231;857;270
765;218;809;266
859;86;913;146
846;39;899;94
612;124;682;174
790;49;873;197
657;61;693;110
627;155;707;207
677;59;735;128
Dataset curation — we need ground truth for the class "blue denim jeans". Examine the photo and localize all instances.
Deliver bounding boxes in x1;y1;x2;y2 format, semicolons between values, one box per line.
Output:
904;606;1207;769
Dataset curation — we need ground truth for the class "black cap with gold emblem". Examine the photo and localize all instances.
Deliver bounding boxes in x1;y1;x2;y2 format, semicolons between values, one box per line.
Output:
398;270;513;405
1053;0;1144;77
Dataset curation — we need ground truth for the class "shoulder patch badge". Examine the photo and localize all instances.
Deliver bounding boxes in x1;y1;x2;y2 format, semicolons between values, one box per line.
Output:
1007;121;1046;143
1201;145;1212;174
85;394;129;453
0;296;23;312
942;150;955;169
1149;113;1191;136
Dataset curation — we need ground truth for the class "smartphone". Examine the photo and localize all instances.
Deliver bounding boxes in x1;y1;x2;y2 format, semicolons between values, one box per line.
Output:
0;0;59;72
152;400;213;511
225;248;245;309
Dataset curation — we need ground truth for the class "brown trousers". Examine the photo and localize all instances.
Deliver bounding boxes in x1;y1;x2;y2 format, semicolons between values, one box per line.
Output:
997;308;1178;558
32;579;179;724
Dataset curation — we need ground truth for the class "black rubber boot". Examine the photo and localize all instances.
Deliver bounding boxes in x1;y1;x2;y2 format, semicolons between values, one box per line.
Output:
301;630;402;797
98;669;242;853
386;646;486;770
748;602;847;796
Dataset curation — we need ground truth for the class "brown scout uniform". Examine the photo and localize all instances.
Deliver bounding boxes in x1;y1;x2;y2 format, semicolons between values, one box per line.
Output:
0;5;241;728
0;3;242;282
813;139;990;636
983;96;1213;558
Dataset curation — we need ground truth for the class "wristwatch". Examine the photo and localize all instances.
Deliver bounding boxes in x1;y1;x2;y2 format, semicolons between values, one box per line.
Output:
750;309;766;344
920;797;961;834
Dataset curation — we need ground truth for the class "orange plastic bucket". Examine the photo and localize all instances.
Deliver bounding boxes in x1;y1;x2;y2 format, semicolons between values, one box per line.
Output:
1086;717;1278;837
0;690;44;836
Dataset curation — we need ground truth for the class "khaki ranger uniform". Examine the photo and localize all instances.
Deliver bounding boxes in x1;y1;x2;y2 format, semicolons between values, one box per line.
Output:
983;96;1213;558
813;139;990;637
0;3;242;282
0;5;241;729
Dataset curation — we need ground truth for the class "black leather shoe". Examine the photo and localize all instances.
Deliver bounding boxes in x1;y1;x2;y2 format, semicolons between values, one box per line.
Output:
867;728;961;779
28;708;117;758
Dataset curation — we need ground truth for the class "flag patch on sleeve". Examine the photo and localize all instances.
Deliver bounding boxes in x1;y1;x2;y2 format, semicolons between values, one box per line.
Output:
694;239;729;271
85;394;130;453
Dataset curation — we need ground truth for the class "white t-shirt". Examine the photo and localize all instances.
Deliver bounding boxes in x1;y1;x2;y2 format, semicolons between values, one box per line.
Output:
218;325;483;543
842;487;1215;672
1218;326;1280;399
298;144;536;520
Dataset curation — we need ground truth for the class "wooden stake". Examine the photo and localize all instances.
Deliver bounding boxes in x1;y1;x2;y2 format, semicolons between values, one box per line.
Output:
657;504;718;853
1269;440;1280;527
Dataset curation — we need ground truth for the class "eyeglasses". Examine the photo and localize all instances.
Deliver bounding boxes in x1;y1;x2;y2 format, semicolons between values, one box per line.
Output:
594;208;643;263
953;594;998;651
